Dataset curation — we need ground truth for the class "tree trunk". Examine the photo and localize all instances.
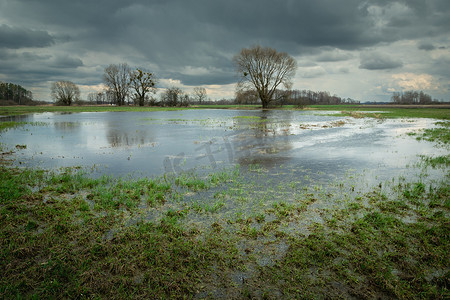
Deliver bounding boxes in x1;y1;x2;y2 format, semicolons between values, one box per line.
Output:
260;93;270;108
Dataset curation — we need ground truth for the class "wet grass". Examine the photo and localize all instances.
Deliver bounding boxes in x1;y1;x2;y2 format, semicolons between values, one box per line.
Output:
417;122;450;145
310;105;450;120
1;104;449;119
0;121;28;131
1;157;448;298
0;105;194;116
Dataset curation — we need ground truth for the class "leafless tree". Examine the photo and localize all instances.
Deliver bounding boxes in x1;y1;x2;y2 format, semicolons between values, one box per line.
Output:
96;92;106;104
192;87;207;104
130;69;157;106
391;90;433;104
103;63;130;106
161;87;187;107
233;45;297;108
51;81;80;106
235;89;259;105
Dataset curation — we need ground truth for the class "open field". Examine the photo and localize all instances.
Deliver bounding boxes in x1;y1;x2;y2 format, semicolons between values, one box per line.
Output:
308;105;450;120
0;104;449;119
0;107;449;298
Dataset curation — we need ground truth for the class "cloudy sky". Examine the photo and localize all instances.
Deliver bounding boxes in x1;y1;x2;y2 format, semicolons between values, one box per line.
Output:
0;0;449;102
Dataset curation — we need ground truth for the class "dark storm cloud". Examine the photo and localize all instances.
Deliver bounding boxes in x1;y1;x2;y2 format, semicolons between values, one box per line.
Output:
315;50;353;62
418;43;436;51
0;0;449;99
50;55;83;69
0;24;54;49
359;52;403;70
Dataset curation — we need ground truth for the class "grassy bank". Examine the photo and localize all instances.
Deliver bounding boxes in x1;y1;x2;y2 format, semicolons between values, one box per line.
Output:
1;126;449;299
308;105;450;120
0;105;193;116
1;104;449;119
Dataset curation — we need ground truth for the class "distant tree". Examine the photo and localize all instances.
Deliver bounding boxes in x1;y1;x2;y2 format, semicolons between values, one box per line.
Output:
87;92;96;104
193;87;207;104
0;82;33;104
180;94;190;107
161;87;189;107
391;90;435;105
419;91;432;104
103;63;130;106
233;45;297;108
129;69;156;106
391;92;401;104
161;87;181;107
96;92;106;104
51;81;80;106
235;89;259;104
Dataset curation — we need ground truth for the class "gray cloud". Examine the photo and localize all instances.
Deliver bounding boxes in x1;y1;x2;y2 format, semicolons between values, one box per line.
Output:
50;55;83;69
0;0;449;100
315;49;353;62
418;43;436;51
359;52;403;70
0;24;54;49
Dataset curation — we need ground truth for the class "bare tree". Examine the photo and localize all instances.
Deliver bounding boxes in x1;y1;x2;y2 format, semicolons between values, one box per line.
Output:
233;45;297;108
96;92;106;104
51;81;80;106
130;69;157;106
192;87;207;104
103;63;130;106
161;87;185;107
235;89;259;105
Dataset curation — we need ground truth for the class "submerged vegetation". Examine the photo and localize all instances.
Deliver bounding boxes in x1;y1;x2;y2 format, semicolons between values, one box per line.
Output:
0;157;448;298
0;106;449;298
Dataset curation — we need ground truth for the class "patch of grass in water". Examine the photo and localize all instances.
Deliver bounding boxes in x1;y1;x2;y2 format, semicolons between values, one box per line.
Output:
420;154;450;168
0;121;28;132
339;111;385;119
417;127;450;145
233;115;261;119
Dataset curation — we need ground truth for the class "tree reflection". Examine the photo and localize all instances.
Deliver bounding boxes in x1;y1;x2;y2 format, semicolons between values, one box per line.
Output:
53;121;81;132
106;127;155;148
230;110;294;168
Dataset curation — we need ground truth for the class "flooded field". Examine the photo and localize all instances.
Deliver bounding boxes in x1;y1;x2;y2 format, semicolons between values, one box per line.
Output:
0;109;444;178
1;109;448;298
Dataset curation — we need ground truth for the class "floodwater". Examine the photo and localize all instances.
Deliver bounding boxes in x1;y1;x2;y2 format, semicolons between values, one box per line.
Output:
0;109;445;183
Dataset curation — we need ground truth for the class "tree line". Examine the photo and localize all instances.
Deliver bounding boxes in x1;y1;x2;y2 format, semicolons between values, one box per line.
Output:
0;82;34;105
235;88;360;106
52;63;208;107
391;90;440;105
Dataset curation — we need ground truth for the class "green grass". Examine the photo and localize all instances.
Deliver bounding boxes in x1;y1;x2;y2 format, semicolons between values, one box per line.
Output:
1;160;448;298
0;105;262;116
1;104;449;119
408;121;450;147
309;105;450;119
0;105;198;116
0;121;28;132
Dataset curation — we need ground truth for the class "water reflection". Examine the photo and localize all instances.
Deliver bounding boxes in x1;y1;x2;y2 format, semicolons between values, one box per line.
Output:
230;110;294;167
106;128;155;148
0;114;33;122
0;110;445;180
54;122;81;132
